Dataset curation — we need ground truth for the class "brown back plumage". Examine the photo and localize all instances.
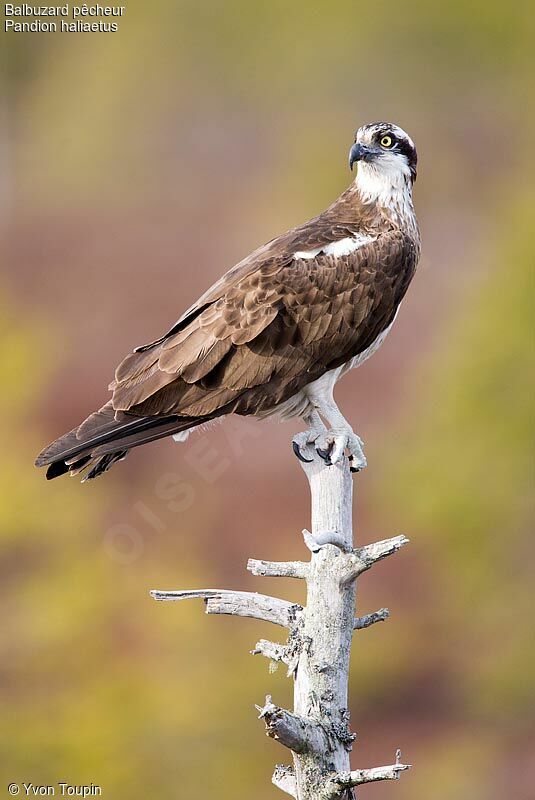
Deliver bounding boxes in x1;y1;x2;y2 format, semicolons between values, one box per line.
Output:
111;188;418;417
36;183;419;480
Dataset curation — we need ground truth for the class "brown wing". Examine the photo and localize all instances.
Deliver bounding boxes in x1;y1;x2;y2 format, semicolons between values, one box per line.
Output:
131;200;370;353
110;228;417;420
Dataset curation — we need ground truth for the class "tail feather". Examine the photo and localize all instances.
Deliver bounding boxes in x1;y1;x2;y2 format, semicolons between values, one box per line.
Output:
83;451;128;482
90;418;190;456
35;401;214;481
35;403;138;467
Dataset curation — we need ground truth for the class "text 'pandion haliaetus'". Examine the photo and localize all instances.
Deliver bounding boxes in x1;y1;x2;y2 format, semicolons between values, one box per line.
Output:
36;122;421;481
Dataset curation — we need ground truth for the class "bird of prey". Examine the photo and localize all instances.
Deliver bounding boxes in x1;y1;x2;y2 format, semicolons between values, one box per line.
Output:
36;122;420;481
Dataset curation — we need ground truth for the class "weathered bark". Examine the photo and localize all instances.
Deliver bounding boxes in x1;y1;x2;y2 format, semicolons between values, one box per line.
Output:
151;446;411;799
151;588;301;628
290;456;356;796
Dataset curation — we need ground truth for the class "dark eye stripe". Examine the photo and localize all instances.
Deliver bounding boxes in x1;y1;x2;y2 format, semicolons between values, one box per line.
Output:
377;129;417;174
358;122;417;176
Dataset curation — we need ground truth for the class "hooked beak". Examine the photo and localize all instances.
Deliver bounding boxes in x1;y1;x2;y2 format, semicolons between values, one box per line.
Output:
348;142;373;171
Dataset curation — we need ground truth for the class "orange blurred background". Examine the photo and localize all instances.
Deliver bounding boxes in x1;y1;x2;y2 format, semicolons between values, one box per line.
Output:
1;2;533;798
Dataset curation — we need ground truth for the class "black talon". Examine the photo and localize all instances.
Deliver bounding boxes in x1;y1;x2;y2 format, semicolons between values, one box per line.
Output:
349;455;363;473
292;440;313;463
316;447;332;465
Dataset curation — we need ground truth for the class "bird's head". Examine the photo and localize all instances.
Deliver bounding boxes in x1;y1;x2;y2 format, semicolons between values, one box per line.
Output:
349;122;417;204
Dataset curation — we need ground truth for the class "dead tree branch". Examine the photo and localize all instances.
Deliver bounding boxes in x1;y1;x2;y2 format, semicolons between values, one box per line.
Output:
354;607;390;630
151;588;301;628
151;444;411;799
248;558;310;580
256;695;330;755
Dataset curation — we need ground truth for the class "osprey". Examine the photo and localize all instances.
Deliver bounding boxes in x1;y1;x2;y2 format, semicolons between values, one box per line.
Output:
36;122;420;481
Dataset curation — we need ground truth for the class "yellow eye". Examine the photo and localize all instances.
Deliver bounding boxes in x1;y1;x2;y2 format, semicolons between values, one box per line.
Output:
380;135;393;148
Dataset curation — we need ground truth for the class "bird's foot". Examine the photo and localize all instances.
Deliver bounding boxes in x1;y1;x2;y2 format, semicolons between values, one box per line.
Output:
292;429;323;464
292;427;367;472
315;428;367;472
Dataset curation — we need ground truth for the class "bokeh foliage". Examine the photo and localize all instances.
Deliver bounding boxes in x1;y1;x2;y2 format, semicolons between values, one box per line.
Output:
1;1;533;798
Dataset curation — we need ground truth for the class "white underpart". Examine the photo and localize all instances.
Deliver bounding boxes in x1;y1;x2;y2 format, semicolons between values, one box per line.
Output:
293;234;376;260
339;305;399;374
269;307;400;423
304;308;399;409
172;429;191;443
172;417;223;443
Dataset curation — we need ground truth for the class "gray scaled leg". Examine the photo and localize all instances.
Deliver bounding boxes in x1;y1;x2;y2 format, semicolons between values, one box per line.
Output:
292;410;327;464
312;395;367;472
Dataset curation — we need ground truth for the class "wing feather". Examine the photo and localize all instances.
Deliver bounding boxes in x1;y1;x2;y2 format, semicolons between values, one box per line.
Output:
110;226;417;422
38;184;420;482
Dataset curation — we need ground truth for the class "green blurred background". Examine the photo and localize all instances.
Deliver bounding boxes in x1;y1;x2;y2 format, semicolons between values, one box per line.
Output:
1;1;533;798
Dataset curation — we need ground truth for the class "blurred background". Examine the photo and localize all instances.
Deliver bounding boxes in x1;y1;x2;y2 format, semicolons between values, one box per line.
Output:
1;1;533;798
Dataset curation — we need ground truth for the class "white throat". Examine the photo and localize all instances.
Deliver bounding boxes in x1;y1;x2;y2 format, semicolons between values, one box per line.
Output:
355;160;412;204
354;159;416;232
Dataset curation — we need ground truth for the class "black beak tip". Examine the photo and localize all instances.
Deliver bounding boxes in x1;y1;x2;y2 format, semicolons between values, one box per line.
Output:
348;142;362;172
